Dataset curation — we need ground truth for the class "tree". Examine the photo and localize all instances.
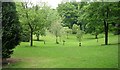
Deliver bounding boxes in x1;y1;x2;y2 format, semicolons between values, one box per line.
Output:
17;2;51;46
60;27;67;45
33;5;51;41
34;28;46;41
46;9;63;44
92;2;120;45
85;20;103;40
76;28;83;46
58;1;120;45
20;2;34;46
72;24;79;34
63;27;72;39
21;24;30;42
50;19;63;44
2;2;21;61
57;2;78;28
78;2;120;45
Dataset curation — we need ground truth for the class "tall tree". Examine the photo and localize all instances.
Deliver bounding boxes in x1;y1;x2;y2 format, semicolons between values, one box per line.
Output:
79;2;120;45
17;2;51;46
57;2;78;28
2;2;21;61
21;2;34;46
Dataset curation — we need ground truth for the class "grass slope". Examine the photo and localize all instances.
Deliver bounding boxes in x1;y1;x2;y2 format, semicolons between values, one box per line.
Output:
6;33;118;68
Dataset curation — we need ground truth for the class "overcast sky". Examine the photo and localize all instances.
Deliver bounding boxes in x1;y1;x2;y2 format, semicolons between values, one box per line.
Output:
26;0;81;8
42;0;63;8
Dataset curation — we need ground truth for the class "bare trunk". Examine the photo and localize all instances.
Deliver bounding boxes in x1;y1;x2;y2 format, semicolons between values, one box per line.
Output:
103;6;109;45
30;29;33;46
28;23;33;46
104;20;108;45
56;36;59;44
67;33;68;39
95;34;98;39
55;31;59;44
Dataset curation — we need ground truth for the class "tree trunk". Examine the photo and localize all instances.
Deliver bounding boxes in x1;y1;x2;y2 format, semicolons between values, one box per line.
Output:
36;34;40;41
30;29;33;46
56;37;57;44
104;20;108;45
67;33;68;39
80;24;82;30
55;31;59;44
23;3;33;46
28;22;33;46
103;6;109;45
95;34;98;39
95;34;98;42
56;37;58;44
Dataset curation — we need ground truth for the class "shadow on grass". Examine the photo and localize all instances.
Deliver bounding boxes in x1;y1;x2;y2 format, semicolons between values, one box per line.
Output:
84;36;104;40
24;45;43;47
101;43;120;46
33;39;45;41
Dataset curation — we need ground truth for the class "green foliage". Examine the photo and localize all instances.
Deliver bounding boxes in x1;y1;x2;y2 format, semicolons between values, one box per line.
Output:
50;19;63;44
76;2;120;44
2;2;21;58
48;10;63;44
50;21;62;37
47;9;64;41
16;2;54;45
72;24;79;34
76;29;83;42
85;21;103;39
21;25;30;42
64;27;72;34
63;27;72;39
57;2;78;28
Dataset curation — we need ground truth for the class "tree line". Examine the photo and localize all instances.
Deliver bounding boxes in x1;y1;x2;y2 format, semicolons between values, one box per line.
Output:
57;1;120;45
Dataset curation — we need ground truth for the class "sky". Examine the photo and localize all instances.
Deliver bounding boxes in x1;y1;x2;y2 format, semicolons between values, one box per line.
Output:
25;0;81;9
41;0;63;8
42;0;81;8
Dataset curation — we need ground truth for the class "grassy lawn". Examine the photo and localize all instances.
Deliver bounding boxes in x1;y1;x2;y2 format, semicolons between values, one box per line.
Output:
5;33;118;68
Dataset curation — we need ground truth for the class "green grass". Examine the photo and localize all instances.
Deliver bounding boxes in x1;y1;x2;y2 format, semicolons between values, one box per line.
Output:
5;33;118;68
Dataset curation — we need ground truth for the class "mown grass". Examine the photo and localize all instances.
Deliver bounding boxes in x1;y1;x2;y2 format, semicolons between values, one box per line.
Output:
5;33;118;68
